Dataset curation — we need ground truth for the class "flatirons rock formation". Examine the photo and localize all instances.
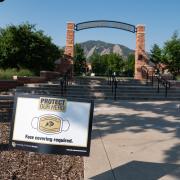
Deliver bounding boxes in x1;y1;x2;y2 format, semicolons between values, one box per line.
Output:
79;40;134;59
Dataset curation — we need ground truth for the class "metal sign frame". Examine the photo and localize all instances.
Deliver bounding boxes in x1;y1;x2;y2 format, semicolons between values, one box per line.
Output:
0;96;13;151
9;93;94;156
75;20;136;33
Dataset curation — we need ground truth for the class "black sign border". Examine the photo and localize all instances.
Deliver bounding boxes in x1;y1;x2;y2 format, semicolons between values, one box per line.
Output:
9;93;94;156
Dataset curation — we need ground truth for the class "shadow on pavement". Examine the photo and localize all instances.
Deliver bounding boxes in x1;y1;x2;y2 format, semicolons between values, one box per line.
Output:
93;100;180;174
91;161;180;180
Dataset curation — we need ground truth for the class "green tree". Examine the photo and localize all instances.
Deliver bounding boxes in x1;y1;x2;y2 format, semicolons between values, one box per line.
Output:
91;53;107;75
90;53;125;76
107;53;124;75
163;32;180;79
150;44;162;64
0;23;60;74
124;53;135;77
74;44;86;75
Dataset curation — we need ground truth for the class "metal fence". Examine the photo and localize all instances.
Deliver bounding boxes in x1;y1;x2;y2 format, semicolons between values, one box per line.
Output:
141;66;171;97
107;71;118;100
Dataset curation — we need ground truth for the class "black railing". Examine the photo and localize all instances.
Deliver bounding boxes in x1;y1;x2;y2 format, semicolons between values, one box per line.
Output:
60;69;72;96
108;71;118;100
141;65;171;97
113;76;118;100
60;76;66;96
155;75;171;97
141;66;153;86
107;70;112;85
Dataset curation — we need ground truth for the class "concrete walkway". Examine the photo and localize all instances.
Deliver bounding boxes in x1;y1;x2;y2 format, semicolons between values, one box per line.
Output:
84;100;180;180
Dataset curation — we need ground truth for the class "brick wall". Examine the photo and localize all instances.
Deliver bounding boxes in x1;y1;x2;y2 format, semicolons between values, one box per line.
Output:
64;22;75;57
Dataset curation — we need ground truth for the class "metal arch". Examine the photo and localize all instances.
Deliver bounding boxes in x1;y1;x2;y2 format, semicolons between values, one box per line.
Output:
75;20;136;33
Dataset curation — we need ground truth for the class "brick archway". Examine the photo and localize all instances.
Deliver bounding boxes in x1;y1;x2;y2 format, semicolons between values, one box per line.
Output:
64;21;147;79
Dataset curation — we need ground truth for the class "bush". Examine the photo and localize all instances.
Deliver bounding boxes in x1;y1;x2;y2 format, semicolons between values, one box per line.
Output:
0;68;34;80
176;75;180;80
0;68;17;79
17;69;34;77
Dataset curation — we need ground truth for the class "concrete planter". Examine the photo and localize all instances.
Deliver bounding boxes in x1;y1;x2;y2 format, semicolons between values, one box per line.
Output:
16;76;46;84
0;80;23;89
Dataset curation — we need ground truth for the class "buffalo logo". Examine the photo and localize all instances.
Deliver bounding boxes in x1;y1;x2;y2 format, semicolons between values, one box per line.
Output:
31;115;70;134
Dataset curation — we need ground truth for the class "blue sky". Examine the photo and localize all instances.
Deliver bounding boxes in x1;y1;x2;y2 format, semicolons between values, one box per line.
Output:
0;0;180;51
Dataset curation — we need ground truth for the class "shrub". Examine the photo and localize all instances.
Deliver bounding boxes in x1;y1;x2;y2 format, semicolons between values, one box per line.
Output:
17;69;34;77
176;75;180;80
0;68;34;80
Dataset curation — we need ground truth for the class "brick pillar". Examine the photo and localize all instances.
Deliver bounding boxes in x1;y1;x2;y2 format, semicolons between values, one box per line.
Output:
134;25;148;79
64;22;75;78
65;22;75;57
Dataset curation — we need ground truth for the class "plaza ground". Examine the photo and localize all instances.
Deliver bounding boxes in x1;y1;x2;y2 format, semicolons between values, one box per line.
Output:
85;100;180;180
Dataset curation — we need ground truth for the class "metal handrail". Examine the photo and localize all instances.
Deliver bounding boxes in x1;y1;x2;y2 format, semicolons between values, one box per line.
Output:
154;75;171;97
141;65;171;97
107;71;118;100
111;75;118;100
113;76;118;100
60;69;72;96
141;66;154;85
107;69;112;85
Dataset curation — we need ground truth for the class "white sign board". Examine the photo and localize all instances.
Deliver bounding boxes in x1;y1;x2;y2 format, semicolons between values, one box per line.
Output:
10;94;94;156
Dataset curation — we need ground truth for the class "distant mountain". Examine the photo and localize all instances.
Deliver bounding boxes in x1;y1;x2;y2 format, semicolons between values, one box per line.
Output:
79;40;134;59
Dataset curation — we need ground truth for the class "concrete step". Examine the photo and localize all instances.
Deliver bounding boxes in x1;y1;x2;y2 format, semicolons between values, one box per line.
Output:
21;77;180;100
55;94;180;100
16;87;180;95
23;85;157;90
16;88;179;95
15;90;180;100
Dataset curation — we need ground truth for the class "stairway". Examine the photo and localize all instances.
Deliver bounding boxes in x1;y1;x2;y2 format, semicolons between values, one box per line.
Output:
19;76;180;100
62;77;180;100
66;77;180;100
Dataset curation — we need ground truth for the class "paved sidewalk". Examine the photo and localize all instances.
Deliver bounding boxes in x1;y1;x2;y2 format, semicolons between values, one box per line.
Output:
84;100;180;180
